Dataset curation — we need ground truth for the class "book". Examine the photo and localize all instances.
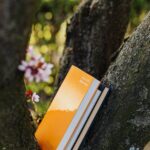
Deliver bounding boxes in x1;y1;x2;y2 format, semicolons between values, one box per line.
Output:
72;87;110;150
65;90;101;150
35;65;100;150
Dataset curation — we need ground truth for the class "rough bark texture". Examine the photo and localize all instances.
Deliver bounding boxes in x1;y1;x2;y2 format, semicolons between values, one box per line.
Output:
80;12;150;150
0;1;39;149
55;0;132;87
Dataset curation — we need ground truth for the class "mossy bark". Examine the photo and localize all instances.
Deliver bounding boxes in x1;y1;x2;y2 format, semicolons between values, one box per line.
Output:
55;0;132;87
80;12;150;150
0;0;39;149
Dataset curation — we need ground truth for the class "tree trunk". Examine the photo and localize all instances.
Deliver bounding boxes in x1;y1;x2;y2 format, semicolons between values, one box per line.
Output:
80;12;150;150
55;0;132;87
0;1;39;149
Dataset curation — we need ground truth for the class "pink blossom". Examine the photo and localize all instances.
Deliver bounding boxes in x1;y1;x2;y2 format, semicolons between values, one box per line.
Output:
31;92;40;102
18;61;28;71
25;90;40;102
18;46;53;82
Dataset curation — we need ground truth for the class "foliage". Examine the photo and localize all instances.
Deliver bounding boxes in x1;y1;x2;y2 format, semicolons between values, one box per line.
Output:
127;0;150;34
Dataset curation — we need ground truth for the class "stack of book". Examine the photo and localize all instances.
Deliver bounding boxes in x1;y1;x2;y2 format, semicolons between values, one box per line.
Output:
35;65;111;150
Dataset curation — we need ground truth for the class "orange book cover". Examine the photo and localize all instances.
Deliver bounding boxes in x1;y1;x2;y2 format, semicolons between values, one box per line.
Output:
35;65;99;150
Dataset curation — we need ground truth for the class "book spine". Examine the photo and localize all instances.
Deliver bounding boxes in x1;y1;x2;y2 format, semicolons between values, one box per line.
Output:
66;90;101;150
57;79;100;150
73;87;110;150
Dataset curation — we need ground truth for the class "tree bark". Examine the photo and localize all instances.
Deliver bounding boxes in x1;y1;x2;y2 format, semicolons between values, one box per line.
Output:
80;12;150;150
55;0;132;87
0;1;39;149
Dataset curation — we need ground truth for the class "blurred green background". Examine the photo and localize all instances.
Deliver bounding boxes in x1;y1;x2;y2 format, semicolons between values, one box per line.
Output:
27;0;150;120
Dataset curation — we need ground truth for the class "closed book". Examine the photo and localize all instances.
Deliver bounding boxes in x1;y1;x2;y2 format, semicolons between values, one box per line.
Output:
66;90;101;150
73;87;109;150
35;65;100;150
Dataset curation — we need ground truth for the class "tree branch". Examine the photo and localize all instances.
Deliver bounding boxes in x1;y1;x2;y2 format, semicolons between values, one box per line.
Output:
55;0;132;87
0;0;39;149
